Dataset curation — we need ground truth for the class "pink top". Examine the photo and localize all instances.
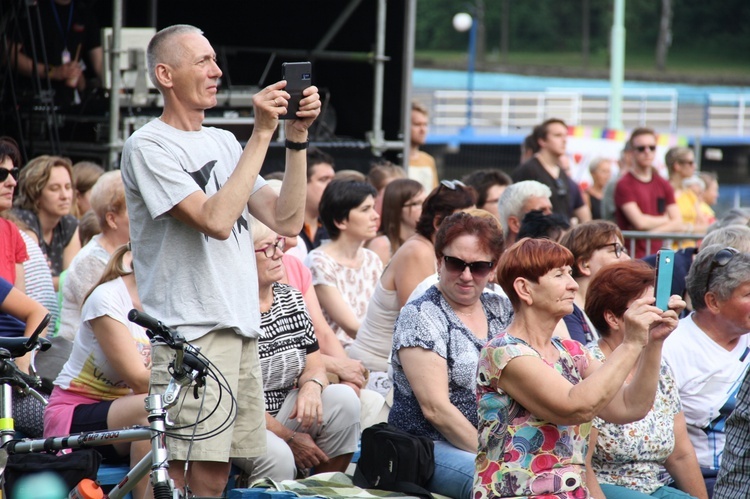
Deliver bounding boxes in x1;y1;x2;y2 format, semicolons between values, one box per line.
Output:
283;253;311;294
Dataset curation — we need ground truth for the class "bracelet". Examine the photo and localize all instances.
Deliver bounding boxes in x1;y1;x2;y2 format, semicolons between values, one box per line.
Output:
284;139;309;150
286;431;296;443
304;377;325;392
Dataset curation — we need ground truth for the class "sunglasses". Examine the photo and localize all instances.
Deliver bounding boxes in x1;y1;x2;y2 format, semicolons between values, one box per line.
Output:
635;145;657;153
439;179;466;191
704;247;739;296
0;168;19;182
596;242;627;259
255;237;285;258
442;255;494;278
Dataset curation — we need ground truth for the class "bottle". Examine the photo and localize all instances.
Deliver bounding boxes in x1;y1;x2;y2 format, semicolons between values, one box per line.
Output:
68;479;104;499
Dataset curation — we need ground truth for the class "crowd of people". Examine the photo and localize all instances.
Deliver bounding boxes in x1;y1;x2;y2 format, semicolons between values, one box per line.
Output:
0;22;747;499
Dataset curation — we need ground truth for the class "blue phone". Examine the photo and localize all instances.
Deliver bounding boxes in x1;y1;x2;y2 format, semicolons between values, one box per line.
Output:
654;248;675;311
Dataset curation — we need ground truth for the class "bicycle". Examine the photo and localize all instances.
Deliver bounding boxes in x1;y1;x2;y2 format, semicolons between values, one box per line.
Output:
0;310;236;499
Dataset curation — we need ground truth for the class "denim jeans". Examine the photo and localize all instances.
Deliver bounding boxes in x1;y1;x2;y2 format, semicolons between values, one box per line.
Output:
600;484;699;499
426;440;476;499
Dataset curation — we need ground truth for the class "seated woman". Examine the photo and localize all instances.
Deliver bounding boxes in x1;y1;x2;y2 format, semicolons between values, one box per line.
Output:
305;180;383;348
475;238;684;499
388;212;513;499
365;178;426;265
234;221;360;481
44;245;152;499
584;260;707;499
559;220;630;344
349;181;476;389
60;171;129;341
13;155;80;290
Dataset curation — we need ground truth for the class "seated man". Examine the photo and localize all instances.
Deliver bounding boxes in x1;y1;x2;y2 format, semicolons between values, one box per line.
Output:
663;244;750;497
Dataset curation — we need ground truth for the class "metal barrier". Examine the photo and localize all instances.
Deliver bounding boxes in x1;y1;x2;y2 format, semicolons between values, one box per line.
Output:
428;88;679;134
707;94;750;136
620;230;704;257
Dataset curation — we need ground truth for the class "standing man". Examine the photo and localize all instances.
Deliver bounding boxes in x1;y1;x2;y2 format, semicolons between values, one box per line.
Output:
614;128;686;258
408;100;438;192
121;25;320;496
512;119;588;223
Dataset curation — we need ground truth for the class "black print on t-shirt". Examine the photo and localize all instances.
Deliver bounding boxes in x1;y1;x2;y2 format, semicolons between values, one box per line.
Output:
186;160;248;245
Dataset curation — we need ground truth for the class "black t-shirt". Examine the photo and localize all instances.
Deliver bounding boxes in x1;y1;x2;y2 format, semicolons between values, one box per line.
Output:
14;0;101;107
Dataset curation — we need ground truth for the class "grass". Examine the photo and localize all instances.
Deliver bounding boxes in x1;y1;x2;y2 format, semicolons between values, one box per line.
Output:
415;49;750;82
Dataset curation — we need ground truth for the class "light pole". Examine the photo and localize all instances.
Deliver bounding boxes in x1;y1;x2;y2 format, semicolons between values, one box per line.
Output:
453;12;477;136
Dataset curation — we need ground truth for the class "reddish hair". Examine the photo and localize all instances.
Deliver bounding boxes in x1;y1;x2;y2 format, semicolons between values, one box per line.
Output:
497;238;574;310
585;260;654;337
434;212;504;262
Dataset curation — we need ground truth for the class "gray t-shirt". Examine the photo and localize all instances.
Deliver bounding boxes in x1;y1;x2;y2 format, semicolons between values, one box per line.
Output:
121;118;265;341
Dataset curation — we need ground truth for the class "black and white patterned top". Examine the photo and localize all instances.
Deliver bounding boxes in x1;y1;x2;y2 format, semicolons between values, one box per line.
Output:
12;209;78;277
259;282;320;415
388;285;514;441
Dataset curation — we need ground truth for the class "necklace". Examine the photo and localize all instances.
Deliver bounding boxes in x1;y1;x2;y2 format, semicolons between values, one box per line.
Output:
455;308;474;317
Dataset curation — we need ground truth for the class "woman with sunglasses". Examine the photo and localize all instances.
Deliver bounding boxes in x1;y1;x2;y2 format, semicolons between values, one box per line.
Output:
389;212;513;499
233;220;360;481
365;178;426;266
661;244;750;497
583;260;707;499
475;238;684;499
0;137;28;290
13;155;80;290
559;220;630;344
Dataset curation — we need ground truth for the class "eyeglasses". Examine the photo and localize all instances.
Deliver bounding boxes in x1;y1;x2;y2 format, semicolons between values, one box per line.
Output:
0;167;19;182
596;242;627;259
439;179;466;191
635;145;657;153
677;159;696;166
442;255;495;278
255;237;285;258
704;247;739;296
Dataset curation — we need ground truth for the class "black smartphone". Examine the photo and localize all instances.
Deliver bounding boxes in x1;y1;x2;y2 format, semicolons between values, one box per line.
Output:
280;61;312;119
654;248;675;311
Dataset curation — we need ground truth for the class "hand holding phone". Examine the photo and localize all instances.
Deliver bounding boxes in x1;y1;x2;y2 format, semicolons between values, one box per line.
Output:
280;62;312;120
654;248;675;311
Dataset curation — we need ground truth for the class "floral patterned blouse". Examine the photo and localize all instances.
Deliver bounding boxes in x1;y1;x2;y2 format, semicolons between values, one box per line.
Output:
588;342;681;494
475;333;594;499
305;247;383;347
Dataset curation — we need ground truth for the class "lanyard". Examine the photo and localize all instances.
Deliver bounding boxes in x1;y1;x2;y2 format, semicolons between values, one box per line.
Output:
50;0;75;50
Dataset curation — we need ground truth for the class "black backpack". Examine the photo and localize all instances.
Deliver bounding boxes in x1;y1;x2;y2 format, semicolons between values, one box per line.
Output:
353;423;435;499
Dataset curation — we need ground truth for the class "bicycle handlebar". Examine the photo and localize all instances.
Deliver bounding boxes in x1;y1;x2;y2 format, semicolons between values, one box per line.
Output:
128;309;208;381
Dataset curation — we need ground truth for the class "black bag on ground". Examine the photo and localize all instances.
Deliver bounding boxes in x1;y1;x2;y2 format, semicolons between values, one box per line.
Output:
353;422;434;499
4;448;102;497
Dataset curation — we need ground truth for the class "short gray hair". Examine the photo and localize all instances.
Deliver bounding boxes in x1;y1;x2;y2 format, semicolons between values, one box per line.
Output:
498;180;552;240
687;244;750;311
701;225;750;252
147;24;203;88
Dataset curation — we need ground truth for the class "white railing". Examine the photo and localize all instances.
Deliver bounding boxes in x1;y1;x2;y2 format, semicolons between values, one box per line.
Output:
427;88;680;134
707;94;750;136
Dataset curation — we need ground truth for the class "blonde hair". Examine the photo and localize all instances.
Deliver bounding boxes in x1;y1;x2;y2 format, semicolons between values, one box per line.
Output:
83;244;132;304
89;170;126;228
